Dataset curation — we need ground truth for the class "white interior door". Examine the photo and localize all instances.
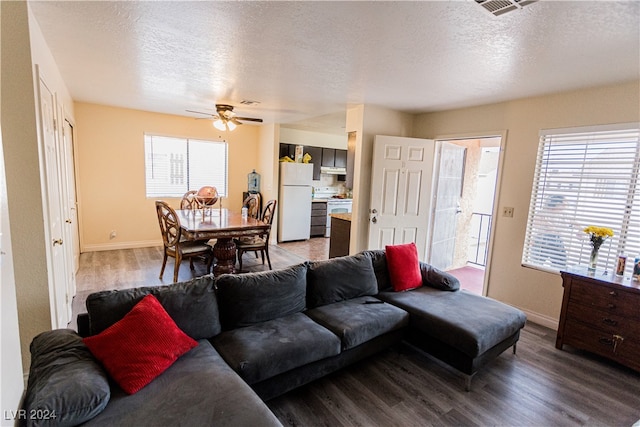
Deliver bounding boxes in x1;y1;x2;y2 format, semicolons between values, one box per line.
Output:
368;135;435;260
428;141;466;270
61;119;79;297
39;76;70;328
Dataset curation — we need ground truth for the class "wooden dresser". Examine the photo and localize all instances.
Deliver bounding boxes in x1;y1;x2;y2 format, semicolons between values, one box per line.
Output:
557;268;640;372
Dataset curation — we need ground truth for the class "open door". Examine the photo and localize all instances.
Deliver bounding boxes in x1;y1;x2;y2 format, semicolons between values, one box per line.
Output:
428;142;466;270
428;136;503;296
368;135;435;260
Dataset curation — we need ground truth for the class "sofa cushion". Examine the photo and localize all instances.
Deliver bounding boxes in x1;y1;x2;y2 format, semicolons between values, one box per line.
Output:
85;274;220;339
216;262;307;330
23;329;110;427
83;295;198;394
377;287;526;357
305;296;409;350
306;254;378;308
212;312;341;384
420;262;460;291
82;340;282;427
386;243;422;292
360;249;393;292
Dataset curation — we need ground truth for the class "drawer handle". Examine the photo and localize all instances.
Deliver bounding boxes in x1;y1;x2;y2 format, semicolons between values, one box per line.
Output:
609;291;618;297
602;318;618;326
599;337;614;346
613;335;624;353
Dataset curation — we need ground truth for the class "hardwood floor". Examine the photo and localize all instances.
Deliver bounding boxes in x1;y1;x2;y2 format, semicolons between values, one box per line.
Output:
268;323;640;427
73;244;640;427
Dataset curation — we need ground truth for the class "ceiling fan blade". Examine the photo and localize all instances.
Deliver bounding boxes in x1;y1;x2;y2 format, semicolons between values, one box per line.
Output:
235;117;263;123
186;109;219;118
230;118;243;126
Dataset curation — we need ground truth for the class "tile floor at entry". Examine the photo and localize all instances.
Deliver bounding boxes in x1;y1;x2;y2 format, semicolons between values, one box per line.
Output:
279;237;484;295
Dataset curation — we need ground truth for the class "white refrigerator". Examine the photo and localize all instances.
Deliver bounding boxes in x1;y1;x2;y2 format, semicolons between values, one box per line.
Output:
278;162;313;242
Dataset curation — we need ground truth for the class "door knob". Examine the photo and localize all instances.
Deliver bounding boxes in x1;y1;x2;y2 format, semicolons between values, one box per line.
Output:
53;238;63;246
371;217;377;224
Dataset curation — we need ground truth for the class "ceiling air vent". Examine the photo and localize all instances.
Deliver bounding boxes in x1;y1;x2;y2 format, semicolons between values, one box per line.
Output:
474;0;537;16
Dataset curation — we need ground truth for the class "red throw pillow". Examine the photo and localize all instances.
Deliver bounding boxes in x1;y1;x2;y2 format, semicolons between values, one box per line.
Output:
385;242;422;292
83;294;197;394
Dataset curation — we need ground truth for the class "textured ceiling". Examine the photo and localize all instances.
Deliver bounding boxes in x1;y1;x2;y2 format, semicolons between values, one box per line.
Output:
28;1;640;131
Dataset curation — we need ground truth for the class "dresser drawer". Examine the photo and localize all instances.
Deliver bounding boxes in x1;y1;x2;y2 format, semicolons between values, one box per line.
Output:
311;216;326;226
310;225;326;236
563;319;640;372
566;303;640;337
311;202;327;214
569;280;640;320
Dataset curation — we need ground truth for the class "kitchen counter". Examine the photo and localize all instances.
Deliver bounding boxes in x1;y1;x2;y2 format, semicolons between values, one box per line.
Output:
330;212;351;221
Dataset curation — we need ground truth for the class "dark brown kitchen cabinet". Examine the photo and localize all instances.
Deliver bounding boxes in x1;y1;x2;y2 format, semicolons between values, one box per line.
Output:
306;146;323;180
279;143;295;160
310;201;327;236
334;149;347;168
321;148;335;167
279;144;348;180
556;268;640;373
329;215;350;258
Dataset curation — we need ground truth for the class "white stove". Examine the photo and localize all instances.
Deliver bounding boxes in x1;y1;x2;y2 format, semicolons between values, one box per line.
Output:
313;188;353;237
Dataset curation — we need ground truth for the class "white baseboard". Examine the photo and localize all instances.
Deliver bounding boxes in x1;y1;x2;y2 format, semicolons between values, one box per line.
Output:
521;308;558;331
82;240;161;252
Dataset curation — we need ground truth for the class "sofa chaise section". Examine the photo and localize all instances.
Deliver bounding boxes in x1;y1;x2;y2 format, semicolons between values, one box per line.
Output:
361;249;526;390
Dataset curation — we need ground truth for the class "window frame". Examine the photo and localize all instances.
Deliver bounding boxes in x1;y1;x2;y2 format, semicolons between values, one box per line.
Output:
522;122;640;275
144;133;228;198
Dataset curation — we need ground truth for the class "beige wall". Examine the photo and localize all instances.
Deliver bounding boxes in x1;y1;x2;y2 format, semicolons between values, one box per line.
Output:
279;127;347;149
0;3;27;413
75;103;261;251
258;123;280;242
413;81;640;327
2;0;56;376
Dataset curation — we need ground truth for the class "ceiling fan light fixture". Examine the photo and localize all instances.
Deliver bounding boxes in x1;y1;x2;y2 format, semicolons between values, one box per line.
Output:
213;119;227;131
226;120;237;131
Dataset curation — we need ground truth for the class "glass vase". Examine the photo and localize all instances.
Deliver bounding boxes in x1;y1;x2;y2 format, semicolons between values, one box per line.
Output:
588;247;599;271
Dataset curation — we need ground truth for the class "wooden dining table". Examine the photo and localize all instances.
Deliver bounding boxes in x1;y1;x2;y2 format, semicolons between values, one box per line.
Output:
176;208;270;276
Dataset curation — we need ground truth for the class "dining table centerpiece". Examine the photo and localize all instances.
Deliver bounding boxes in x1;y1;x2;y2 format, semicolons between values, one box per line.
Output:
583;225;614;271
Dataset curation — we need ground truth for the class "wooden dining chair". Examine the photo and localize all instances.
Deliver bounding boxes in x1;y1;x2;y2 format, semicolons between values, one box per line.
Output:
180;190;216;247
156;200;213;282
242;194;260;219
180;190;199;210
235;199;277;272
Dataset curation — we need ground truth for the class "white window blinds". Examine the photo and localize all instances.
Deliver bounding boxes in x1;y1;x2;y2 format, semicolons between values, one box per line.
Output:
144;134;228;198
522;124;640;274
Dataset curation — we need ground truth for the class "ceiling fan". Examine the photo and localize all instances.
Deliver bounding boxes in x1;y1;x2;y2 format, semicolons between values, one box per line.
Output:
187;104;263;131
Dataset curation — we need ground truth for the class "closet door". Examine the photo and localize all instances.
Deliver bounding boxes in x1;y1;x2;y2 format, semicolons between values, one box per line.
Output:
38;71;70;327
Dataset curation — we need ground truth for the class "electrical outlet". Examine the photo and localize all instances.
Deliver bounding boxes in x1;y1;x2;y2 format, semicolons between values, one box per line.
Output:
109;230;117;239
502;207;514;218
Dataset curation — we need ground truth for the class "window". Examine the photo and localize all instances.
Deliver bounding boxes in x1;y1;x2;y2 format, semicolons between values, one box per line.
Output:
144;134;228;197
522;124;640;273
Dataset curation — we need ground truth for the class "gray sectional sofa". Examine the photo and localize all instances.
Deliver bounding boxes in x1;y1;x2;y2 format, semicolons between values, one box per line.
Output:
21;250;526;426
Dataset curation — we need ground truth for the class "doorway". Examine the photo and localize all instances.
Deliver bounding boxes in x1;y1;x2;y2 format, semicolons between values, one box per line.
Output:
428;136;502;295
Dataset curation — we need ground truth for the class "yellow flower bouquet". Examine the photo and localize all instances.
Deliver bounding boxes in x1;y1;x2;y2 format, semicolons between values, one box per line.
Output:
583;225;614;270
